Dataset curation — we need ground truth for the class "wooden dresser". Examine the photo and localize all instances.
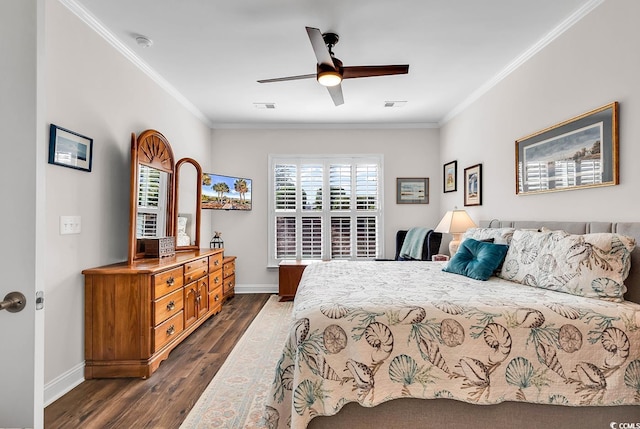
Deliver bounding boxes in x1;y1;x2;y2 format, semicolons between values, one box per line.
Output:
222;256;236;302
83;249;234;379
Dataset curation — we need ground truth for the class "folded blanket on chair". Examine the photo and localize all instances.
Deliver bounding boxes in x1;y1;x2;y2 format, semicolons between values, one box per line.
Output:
399;227;429;260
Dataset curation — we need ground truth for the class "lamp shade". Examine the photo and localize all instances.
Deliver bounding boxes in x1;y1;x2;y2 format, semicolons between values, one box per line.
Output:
434;210;477;234
434;210;477;256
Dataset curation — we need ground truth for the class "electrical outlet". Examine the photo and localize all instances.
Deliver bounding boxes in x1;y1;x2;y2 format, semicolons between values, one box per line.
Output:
60;215;81;235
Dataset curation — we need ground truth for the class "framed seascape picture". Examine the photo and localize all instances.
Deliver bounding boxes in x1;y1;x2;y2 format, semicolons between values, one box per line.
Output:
515;102;619;195
396;177;429;204
464;164;482;206
48;124;93;172
443;160;457;193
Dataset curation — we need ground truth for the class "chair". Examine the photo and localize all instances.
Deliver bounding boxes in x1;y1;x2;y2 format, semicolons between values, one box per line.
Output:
377;229;443;261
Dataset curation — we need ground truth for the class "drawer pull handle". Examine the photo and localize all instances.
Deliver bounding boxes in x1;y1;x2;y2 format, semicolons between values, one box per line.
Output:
166;277;175;286
186;275;192;282
202;260;207;265
167;301;175;311
215;294;219;301
214;277;220;284
214;260;220;266
167;325;175;336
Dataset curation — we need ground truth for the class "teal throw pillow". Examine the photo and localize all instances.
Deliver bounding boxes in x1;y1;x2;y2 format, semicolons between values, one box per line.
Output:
443;238;509;281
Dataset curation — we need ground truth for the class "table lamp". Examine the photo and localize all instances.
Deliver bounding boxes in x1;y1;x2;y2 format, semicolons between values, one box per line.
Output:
434;209;477;256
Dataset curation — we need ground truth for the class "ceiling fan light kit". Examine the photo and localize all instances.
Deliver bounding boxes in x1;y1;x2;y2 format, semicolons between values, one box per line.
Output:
257;26;409;106
317;70;342;87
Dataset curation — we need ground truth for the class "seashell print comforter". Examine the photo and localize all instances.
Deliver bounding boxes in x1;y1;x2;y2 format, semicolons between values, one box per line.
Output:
264;261;640;429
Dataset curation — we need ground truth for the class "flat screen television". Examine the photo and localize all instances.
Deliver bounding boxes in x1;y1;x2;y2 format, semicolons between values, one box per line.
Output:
201;172;252;210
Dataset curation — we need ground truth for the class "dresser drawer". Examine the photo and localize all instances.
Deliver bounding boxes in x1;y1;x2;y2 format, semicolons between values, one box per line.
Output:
154;288;184;326
209;253;223;273
153;311;184;352
208;271;223;292
223;260;235;279
184;257;209;283
209;284;223;314
223;274;235;295
153;266;184;299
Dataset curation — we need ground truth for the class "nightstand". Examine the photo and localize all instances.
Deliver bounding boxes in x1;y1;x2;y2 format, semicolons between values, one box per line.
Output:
278;260;320;301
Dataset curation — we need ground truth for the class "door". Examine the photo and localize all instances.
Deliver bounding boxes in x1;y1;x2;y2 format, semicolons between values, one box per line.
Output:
0;1;45;427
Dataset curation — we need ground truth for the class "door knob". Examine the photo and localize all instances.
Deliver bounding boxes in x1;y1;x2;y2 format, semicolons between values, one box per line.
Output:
0;292;26;313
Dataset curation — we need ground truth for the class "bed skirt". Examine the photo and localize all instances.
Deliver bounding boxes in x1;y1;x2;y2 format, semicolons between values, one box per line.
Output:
308;398;639;429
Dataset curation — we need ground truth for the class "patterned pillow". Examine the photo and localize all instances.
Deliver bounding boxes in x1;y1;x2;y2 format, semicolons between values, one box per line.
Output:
498;229;636;302
463;227;515;245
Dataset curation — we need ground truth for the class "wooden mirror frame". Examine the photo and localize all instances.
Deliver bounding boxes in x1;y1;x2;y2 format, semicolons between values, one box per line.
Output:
128;130;176;264
174;157;203;251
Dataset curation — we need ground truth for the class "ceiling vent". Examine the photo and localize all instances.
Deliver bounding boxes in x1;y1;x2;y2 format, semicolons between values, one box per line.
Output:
384;101;407;108
253;102;276;109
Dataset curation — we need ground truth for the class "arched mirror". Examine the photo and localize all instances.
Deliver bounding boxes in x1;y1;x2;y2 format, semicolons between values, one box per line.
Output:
128;129;204;263
128;130;176;263
128;130;208;264
175;157;202;251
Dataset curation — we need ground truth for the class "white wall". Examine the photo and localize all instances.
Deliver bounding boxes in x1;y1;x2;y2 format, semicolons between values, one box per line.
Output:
209;128;440;289
43;0;212;402
440;0;640;223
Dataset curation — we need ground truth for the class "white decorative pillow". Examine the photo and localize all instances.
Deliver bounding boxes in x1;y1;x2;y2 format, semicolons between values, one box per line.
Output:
498;229;636;302
463;227;516;245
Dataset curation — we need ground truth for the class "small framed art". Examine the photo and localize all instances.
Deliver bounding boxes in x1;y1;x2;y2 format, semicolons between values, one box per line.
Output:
464;164;482;206
48;124;93;172
396;177;429;204
443;160;457;193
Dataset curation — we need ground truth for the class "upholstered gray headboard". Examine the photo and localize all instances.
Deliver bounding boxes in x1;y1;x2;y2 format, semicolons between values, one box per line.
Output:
480;220;640;304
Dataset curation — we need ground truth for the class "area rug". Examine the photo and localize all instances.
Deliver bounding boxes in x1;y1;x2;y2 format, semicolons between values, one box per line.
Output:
180;295;293;429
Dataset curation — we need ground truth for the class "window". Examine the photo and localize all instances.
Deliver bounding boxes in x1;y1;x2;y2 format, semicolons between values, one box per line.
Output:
269;155;383;265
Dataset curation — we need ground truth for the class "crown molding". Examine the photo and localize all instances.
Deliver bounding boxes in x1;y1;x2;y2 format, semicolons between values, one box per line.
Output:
58;0;214;128
440;0;605;126
210;121;439;130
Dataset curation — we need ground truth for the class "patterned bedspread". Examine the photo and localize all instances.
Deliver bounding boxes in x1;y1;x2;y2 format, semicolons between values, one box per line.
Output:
264;261;640;429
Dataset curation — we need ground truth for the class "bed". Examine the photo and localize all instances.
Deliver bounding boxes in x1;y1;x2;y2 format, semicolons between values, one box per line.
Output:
264;221;640;429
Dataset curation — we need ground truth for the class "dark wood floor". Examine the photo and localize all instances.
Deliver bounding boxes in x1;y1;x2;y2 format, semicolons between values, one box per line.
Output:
44;293;272;429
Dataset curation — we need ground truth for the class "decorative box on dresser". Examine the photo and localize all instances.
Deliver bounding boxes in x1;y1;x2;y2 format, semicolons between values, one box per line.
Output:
82;248;230;379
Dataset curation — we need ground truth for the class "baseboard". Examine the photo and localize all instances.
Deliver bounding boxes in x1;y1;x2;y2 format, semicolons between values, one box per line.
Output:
235;283;278;294
44;362;84;407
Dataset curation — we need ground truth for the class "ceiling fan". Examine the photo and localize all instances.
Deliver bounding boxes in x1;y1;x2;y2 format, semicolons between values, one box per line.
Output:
257;27;409;106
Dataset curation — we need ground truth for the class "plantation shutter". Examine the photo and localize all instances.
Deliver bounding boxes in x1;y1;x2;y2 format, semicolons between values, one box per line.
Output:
270;155;382;265
355;163;379;257
137;165;165;237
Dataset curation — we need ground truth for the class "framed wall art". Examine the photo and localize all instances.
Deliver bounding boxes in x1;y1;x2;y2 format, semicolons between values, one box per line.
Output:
396;177;429;204
515;102;618;195
443;160;457;193
48;124;93;172
464;164;482;206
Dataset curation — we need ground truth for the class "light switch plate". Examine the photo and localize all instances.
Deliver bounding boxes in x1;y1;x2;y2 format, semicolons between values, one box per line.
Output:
60;215;81;234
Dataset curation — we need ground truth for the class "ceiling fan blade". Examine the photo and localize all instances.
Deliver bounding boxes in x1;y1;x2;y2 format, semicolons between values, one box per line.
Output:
257;73;316;84
327;84;344;106
306;27;335;69
342;65;409;79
